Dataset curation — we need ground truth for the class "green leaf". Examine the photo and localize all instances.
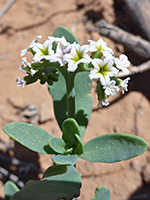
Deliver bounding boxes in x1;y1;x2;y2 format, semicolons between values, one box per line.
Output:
52;155;78;165
80;133;148;163
49;137;65;154
62;118;81;144
48;70;67;130
43;165;67;178
3;122;52;154
62;118;83;155
91;186;110;200
4;181;19;200
53;26;79;44
96;80;106;103
24;74;38;85
72;134;84;155
11;166;81;200
74;71;93;139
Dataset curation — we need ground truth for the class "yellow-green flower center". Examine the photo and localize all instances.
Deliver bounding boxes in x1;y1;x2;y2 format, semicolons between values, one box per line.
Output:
97;63;110;77
24;65;31;73
96;45;105;52
72;50;83;62
40;46;49;56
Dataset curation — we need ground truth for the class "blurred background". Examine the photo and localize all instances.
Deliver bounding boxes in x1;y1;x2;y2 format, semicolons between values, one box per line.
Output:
0;0;150;199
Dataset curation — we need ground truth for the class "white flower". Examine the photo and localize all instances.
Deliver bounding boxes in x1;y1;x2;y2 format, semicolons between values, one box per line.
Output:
120;77;130;94
98;99;109;107
54;43;72;66
64;43;91;72
48;36;72;66
19;57;36;76
16;77;26;88
33;40;54;62
21;35;42;56
114;54;130;74
102;99;109;106
88;38;113;57
89;58;118;85
103;80;120;96
48;36;69;48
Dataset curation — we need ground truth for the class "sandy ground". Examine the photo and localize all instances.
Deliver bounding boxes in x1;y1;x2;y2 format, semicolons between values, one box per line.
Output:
0;0;150;199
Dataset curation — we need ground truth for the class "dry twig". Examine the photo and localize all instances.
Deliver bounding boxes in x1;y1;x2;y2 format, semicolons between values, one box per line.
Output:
124;0;150;41
82;167;122;178
0;0;16;19
86;20;150;60
117;60;150;78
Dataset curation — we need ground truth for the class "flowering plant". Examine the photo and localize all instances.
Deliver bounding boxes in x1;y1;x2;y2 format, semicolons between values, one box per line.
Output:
3;26;148;200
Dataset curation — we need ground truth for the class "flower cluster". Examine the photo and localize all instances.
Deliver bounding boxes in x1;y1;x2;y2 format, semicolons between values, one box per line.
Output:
17;35;130;106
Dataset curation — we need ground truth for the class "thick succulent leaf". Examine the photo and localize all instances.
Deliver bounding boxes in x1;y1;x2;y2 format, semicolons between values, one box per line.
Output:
80;133;148;163
72;134;84;155
3;122;52;154
43;165;67;178
49;137;65;154
4;181;19;200
74;71;93;139
11;166;81;200
48;70;67;130
53;26;79;44
52;155;78;165
61;118;83;155
62;118;81;144
91;186;110;200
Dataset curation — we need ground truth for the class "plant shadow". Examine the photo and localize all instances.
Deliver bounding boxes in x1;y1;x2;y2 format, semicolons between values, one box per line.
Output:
84;8;104;23
0;140;41;193
128;181;150;200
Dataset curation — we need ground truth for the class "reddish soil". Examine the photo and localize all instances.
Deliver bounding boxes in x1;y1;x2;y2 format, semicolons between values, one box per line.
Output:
0;0;150;199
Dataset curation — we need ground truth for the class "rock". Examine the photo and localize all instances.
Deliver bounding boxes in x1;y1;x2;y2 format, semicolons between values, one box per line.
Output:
21;105;38;118
124;0;150;41
21;105;39;124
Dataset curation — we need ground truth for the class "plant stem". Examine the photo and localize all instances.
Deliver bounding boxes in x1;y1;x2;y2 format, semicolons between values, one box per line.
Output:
55;63;76;119
66;72;75;118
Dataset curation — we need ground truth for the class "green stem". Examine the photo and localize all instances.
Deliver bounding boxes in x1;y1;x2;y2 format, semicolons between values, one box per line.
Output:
54;63;76;119
66;72;75;118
